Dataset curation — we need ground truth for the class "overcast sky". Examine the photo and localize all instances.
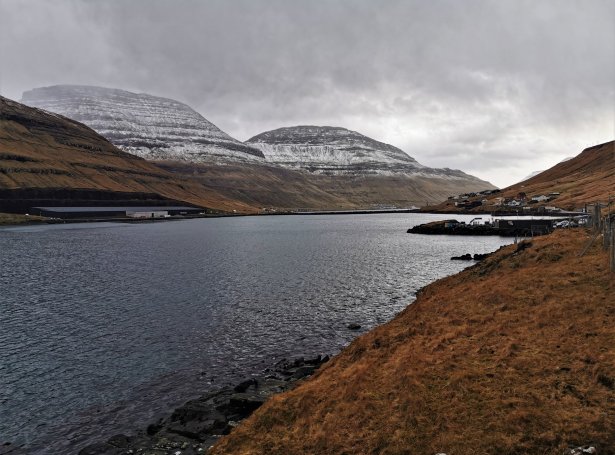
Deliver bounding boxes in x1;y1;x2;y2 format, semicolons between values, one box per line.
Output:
1;0;613;187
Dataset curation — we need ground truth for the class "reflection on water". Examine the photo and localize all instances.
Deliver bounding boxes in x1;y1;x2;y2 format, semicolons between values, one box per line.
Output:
0;213;513;454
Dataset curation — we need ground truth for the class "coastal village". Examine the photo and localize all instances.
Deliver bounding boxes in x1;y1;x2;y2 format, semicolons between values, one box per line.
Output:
449;189;574;214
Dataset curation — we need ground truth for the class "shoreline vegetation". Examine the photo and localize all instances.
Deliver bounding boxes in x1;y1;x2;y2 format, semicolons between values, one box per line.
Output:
208;229;613;454
0;213;47;225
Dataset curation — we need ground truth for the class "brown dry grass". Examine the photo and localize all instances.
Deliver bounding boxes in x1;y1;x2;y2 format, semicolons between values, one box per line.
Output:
430;141;615;214
157;161;494;211
212;229;615;455
503;141;615;209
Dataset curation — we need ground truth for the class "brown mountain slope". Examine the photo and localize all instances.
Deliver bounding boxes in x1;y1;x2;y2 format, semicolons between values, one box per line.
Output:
157;161;493;210
212;230;614;454
155;161;361;211
507;140;615;207
429;141;614;213
310;173;494;209
0;96;256;212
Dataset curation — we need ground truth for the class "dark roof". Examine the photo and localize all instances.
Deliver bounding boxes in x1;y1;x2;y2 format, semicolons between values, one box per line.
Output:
32;206;200;213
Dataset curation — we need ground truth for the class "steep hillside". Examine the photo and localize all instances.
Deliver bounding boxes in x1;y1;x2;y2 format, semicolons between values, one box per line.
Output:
212;229;615;454
517;156;575;184
157;161;497;210
0;96;256;212
508;141;614;207
21;85;265;164
430;141;614;213
155;161;360;211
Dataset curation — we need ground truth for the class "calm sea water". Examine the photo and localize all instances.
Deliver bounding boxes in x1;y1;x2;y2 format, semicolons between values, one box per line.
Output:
0;213;513;454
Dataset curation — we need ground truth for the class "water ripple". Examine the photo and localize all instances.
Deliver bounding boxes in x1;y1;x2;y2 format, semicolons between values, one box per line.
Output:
0;214;512;454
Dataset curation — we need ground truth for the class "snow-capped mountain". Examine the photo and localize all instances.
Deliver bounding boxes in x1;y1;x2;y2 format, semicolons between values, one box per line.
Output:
21;85;265;164
247;126;481;181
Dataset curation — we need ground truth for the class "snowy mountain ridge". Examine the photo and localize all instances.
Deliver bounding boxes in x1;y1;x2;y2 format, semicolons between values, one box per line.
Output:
20;85;494;190
247;125;476;179
21;85;265;164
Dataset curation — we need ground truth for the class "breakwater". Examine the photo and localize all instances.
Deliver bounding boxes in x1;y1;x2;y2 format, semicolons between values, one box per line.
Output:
408;218;555;237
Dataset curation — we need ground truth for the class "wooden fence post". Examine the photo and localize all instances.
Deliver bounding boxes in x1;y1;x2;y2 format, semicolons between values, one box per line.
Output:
611;219;615;273
594;204;602;232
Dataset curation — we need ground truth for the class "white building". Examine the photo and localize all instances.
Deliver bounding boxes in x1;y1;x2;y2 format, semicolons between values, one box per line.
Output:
126;210;169;218
531;195;550;202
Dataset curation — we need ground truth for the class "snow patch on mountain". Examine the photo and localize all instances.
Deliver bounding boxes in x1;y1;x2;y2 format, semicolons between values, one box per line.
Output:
21;85;265;164
247;126;482;181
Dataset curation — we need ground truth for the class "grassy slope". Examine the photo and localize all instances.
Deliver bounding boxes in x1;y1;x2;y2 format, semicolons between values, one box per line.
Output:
155;161;360;211
158;161;495;211
428;140;615;213
0;212;46;225
212;229;614;454
511;141;615;208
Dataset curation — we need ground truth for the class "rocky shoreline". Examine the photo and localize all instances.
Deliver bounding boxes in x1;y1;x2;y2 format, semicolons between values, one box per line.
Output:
74;355;329;455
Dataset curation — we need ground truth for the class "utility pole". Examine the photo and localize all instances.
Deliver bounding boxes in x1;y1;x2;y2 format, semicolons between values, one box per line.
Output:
609;196;615;273
593;204;602;232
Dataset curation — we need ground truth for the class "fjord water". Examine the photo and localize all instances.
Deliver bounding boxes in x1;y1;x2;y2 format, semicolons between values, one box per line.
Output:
0;214;512;453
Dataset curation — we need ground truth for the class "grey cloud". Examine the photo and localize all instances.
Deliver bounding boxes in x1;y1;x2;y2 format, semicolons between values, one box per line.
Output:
1;0;613;187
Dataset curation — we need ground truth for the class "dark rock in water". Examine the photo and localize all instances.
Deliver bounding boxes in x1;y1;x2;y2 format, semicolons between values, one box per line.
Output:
79;354;329;455
167;417;229;441
259;378;289;392
451;253;472;260
347;323;361;330
228;393;266;414
451;252;492;261
146;423;162;435
305;354;322;365
292;365;316;379
106;434;130;448
233;378;258;393
77;442;122;455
